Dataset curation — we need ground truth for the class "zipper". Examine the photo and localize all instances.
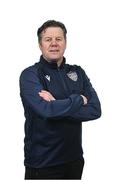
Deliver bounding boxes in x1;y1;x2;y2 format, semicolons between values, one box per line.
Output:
57;67;68;97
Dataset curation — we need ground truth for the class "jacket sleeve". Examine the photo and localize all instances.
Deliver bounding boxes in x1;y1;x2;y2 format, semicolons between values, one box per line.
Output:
19;67;84;119
71;67;101;121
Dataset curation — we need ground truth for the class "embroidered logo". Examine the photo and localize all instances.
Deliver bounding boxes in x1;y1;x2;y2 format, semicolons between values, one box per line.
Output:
67;71;78;81
45;75;50;82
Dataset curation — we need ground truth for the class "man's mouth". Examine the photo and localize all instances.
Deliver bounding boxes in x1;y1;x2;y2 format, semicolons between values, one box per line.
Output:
49;50;59;52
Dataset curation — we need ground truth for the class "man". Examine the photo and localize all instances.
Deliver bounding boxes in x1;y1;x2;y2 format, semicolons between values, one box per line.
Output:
20;20;101;179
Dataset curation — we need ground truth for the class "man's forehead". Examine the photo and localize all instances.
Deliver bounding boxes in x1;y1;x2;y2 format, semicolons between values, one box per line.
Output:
42;27;64;36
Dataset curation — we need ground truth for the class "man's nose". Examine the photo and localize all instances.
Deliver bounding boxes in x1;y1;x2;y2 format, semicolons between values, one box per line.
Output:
51;39;58;46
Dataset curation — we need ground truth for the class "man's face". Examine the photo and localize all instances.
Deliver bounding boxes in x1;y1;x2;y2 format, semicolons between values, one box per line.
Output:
39;27;66;63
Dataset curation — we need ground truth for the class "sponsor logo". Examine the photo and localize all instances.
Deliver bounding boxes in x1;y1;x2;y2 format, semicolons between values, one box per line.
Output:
45;75;50;82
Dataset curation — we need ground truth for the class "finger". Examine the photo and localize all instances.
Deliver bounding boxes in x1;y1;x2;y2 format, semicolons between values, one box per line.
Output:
41;90;49;93
38;92;55;101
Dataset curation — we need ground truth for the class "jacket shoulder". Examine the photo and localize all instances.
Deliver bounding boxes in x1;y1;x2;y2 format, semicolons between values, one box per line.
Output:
19;63;40;84
20;63;39;77
65;64;84;73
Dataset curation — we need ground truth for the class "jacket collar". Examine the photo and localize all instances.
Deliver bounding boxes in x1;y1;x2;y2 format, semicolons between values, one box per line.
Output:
39;55;66;69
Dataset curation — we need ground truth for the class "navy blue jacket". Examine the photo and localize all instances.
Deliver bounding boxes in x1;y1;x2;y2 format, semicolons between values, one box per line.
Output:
20;55;101;168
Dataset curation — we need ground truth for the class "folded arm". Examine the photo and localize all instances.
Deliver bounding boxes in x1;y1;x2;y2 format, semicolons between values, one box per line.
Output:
20;68;84;119
20;67;101;122
39;88;101;122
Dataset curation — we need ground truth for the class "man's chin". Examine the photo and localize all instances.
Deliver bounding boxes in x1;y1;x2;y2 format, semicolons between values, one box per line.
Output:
43;55;63;63
48;56;60;61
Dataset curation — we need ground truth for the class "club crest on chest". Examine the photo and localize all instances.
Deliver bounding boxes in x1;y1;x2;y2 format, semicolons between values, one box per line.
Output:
67;71;78;81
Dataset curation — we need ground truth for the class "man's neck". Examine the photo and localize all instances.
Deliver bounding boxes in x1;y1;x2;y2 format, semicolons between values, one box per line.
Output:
43;56;63;67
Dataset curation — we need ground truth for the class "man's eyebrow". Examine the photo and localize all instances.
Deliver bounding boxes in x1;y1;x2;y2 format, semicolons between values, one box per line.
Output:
44;37;51;39
43;36;63;39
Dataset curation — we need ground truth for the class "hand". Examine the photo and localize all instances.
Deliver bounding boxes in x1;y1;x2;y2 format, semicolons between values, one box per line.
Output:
80;95;88;105
38;90;56;102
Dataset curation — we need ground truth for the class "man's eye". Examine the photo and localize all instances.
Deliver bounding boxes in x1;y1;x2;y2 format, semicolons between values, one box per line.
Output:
46;39;51;42
56;38;62;41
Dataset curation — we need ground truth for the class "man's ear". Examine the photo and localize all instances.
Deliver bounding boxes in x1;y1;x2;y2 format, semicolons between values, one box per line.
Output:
38;42;42;50
65;42;67;50
64;39;67;49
